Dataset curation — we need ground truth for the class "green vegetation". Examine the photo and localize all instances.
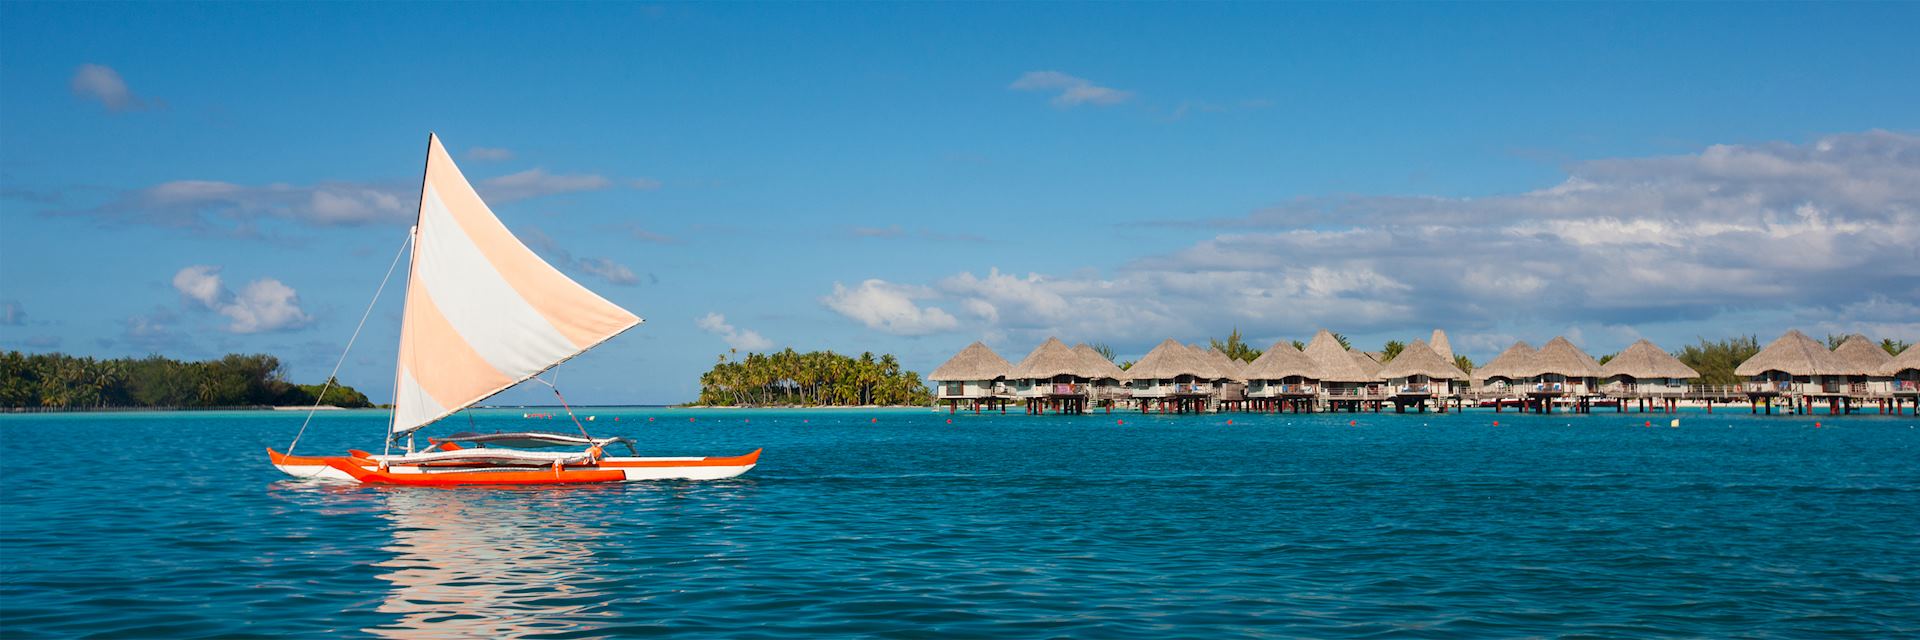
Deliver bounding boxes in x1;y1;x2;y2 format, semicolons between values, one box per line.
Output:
1379;340;1406;363
696;348;932;407
1675;336;1762;385
1884;338;1912;356
1208;328;1262;362
1453;354;1475;374
0;351;372;409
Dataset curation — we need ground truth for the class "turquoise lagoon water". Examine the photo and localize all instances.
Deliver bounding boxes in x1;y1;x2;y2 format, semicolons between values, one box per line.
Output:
2;407;1917;638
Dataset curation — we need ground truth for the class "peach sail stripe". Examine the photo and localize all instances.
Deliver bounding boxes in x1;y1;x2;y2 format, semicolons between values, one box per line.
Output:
389;134;642;435
421;136;641;349
416;184;576;376
395;281;512;413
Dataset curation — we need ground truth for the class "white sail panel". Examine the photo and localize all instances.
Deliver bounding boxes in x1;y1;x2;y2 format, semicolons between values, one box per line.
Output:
391;134;642;436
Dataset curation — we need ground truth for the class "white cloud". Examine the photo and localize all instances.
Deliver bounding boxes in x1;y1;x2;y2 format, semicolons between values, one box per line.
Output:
465;147;514;161
627;177;663;191
0;301;23;326
696;312;774;351
171;265;311;333
821;280;960;336
71;64;153;112
76;180;414;230
1010;71;1133;108
478;169;613;202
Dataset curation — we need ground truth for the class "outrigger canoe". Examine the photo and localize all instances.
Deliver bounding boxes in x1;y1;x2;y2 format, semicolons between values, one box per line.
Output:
270;133;758;485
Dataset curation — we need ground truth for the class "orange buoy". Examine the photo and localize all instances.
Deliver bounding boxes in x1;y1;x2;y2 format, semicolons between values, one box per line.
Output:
870;418;877;423
1349;420;1356;426
946;419;952;424
1117;419;1124;425
1492;421;1499;426
1226;419;1233;425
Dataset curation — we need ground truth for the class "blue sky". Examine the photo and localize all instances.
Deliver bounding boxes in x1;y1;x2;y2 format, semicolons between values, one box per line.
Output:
3;2;1917;404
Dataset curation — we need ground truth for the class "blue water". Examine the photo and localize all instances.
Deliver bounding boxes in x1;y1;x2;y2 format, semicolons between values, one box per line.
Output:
2;407;1917;638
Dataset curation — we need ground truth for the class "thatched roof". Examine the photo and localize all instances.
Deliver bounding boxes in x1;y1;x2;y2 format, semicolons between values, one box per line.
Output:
1243;341;1323;380
1008;337;1102;380
1125;339;1219;380
1377;339;1468;380
1430;329;1455;362
1735;330;1843;376
1598;339;1699;380
1303;330;1373;382
1882;343;1920;376
928;341;1012;381
1521;337;1603;378
1829;334;1893;376
1360;351;1386;363
1351;351;1384;379
1202;347;1245;380
1072;343;1128;380
1477;341;1536;380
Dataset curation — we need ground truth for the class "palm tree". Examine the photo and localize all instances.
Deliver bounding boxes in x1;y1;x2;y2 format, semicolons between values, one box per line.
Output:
1210;328;1263;362
1380;340;1405;363
1453;355;1475;374
1883;338;1912;356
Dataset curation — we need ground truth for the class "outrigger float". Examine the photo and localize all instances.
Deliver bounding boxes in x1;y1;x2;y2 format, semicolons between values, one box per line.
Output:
269;134;758;485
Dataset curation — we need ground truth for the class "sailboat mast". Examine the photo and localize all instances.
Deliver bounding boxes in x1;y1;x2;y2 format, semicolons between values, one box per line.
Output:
386;133;435;456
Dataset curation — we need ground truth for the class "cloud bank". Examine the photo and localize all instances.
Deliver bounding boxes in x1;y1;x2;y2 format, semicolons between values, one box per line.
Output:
822;130;1920;350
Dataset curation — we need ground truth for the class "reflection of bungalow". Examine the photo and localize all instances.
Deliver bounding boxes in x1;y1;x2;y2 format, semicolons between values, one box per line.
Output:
1882;347;1920;415
1007;337;1101;414
1475;341;1536;394
1830;334;1894;397
1243;341;1323;412
929;341;1012;413
1735;330;1842;399
1375;339;1468;412
1519;337;1604;412
1125;339;1225;413
1073;343;1131;408
1302;330;1380;411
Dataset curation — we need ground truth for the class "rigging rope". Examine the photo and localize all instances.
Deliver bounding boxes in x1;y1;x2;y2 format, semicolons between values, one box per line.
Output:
286;232;411;456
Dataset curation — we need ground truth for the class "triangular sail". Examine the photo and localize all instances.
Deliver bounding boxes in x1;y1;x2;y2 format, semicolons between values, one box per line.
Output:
391;134;642;437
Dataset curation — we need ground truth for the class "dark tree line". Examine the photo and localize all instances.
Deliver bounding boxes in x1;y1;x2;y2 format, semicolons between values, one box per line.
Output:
696;349;932;407
0;351;372;409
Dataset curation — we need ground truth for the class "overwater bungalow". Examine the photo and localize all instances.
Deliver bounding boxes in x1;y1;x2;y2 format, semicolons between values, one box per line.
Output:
1243;341;1324;412
1474;341;1537;396
1882;346;1920;415
1827;335;1895;413
1519;337;1605;412
1375;339;1468;412
1199;346;1249;409
1007;337;1101;414
1598;339;1699;411
1126;339;1225;413
1830;335;1894;395
928;341;1013;413
1072;343;1131;409
1302;330;1380;411
1735;330;1843;413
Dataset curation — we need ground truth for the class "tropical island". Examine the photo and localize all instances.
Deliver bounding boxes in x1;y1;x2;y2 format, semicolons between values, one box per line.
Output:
0;351;372;410
693;349;933;407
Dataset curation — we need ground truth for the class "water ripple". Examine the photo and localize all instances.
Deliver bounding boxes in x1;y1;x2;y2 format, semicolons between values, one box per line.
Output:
2;409;1917;637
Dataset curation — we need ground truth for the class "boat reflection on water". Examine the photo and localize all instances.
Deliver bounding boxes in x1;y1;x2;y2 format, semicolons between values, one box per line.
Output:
363;487;620;638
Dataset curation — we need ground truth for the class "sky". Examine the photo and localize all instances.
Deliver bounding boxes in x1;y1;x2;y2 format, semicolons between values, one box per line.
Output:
3;2;1917;405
